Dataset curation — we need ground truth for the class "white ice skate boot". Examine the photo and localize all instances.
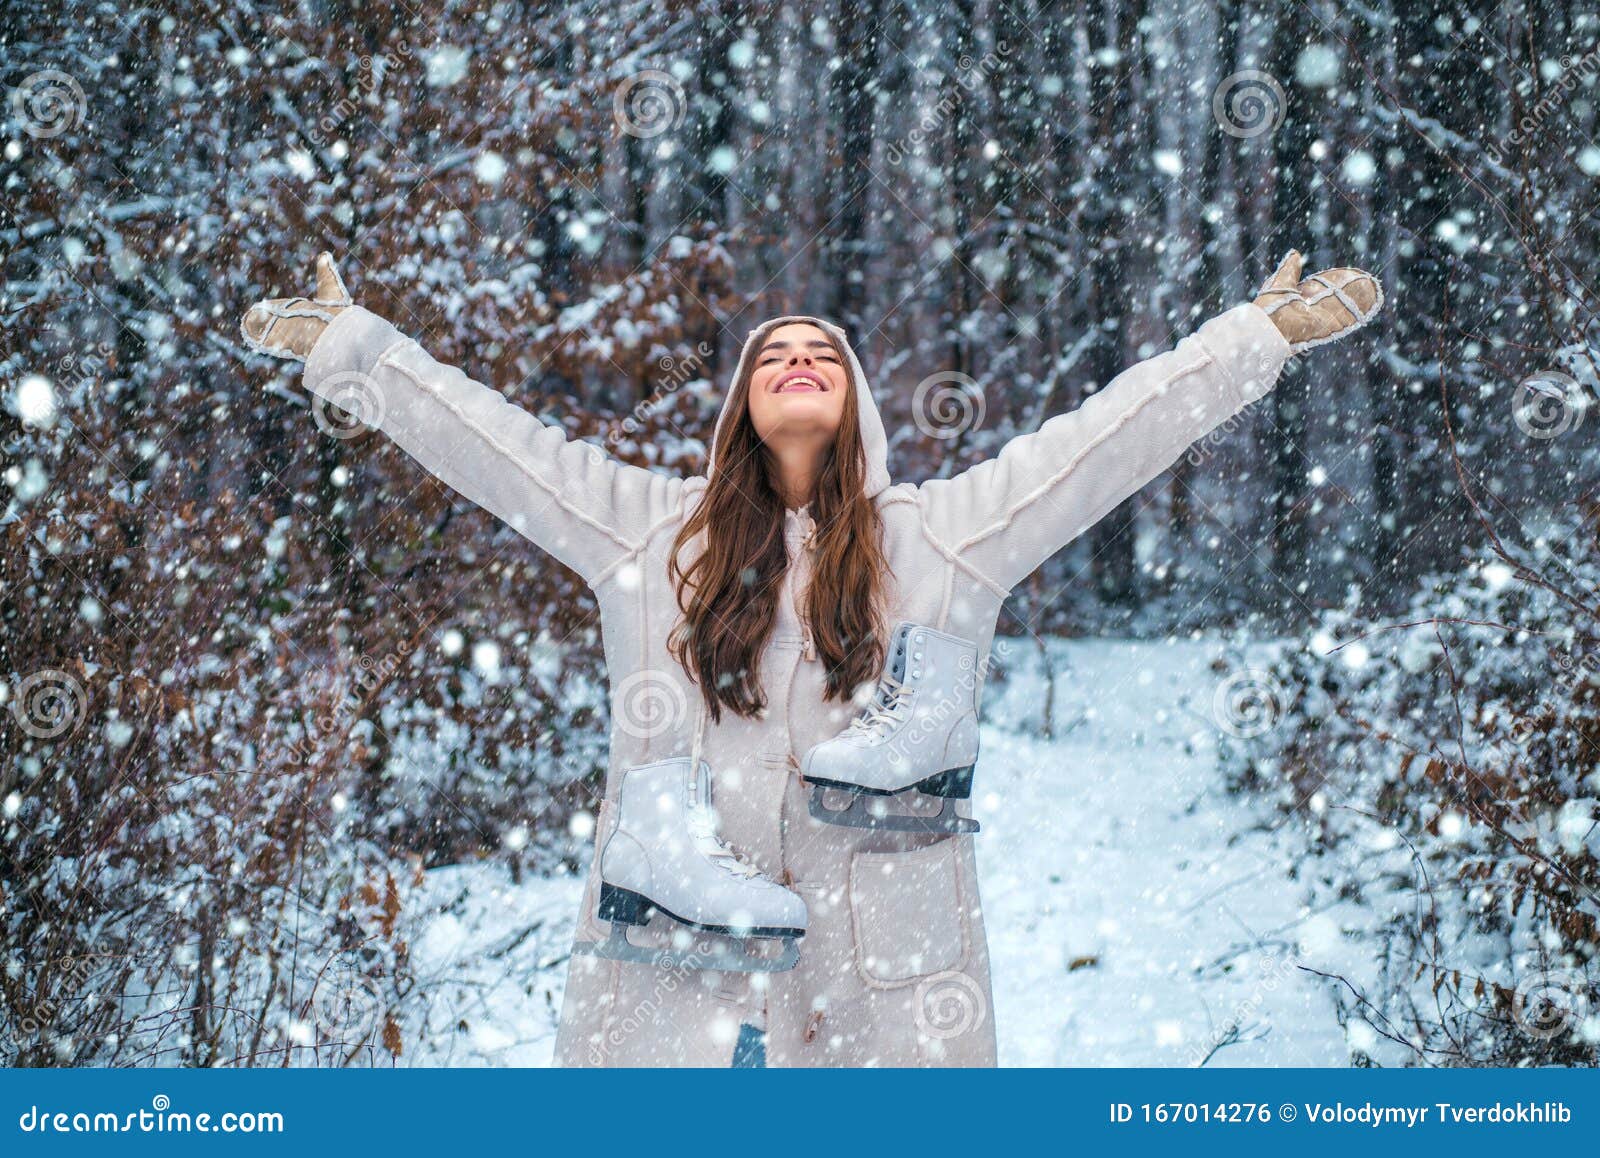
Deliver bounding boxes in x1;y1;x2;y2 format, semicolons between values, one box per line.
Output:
802;622;982;834
575;757;807;973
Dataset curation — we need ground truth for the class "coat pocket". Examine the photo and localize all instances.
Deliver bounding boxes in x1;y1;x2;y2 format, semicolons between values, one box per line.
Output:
847;840;968;987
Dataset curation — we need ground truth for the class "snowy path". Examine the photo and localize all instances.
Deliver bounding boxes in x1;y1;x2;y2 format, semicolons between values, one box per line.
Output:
977;637;1347;1066
407;637;1348;1066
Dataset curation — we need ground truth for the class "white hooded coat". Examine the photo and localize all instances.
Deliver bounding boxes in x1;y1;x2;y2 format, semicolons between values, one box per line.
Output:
302;301;1292;1066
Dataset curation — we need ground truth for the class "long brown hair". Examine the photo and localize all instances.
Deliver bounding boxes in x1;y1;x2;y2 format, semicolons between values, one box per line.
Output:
668;324;887;722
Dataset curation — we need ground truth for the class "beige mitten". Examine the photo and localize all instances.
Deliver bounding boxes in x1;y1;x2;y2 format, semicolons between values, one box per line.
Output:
241;253;352;361
1252;249;1384;354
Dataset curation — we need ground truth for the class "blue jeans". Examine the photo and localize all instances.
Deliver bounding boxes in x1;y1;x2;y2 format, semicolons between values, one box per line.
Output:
731;1023;767;1068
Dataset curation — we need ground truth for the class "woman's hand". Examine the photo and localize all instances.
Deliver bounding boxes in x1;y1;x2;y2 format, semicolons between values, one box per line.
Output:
240;253;353;361
1252;249;1384;354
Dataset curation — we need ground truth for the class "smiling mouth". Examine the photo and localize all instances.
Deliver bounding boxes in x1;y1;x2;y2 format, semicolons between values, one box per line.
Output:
773;370;829;393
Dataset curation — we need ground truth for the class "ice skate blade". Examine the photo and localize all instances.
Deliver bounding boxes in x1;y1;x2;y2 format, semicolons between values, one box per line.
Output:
574;921;800;973
806;783;980;834
598;882;803;938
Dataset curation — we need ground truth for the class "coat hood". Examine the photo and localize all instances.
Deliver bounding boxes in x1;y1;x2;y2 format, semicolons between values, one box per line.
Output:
707;314;892;501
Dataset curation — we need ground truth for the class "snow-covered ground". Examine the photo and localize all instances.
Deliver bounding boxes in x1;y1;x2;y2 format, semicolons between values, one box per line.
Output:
406;637;1349;1066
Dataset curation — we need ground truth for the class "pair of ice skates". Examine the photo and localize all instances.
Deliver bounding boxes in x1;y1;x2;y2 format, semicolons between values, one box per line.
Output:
575;623;982;973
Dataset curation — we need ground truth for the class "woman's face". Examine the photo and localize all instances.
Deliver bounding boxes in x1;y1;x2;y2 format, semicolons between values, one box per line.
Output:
745;322;849;446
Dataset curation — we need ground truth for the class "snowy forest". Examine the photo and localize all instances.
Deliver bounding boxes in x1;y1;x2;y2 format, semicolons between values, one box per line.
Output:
3;0;1597;1066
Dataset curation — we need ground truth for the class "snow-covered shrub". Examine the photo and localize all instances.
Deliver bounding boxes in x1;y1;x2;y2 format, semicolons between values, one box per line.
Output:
0;4;728;1064
0;370;652;1063
1220;544;1600;1065
0;492;414;1064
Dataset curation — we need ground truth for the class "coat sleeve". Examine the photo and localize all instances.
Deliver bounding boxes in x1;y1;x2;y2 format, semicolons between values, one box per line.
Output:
301;305;681;586
917;303;1292;592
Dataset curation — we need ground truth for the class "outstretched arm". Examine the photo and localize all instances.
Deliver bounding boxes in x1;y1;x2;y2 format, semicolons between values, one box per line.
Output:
918;251;1382;592
242;255;679;586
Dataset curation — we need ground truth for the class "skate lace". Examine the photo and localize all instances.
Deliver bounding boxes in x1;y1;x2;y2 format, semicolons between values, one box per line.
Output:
686;806;763;879
846;676;911;737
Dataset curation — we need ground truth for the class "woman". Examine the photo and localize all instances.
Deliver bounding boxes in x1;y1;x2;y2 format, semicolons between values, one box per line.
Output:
242;249;1381;1066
